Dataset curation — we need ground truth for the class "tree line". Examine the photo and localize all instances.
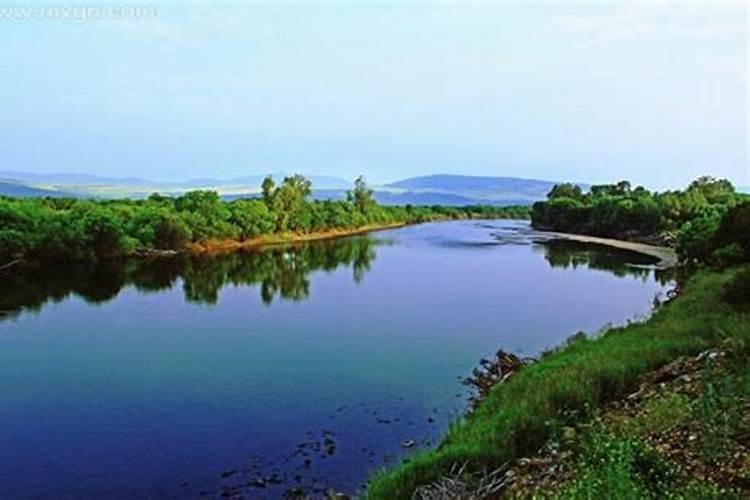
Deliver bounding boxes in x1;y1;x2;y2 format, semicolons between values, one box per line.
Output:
531;176;749;265
0;175;529;264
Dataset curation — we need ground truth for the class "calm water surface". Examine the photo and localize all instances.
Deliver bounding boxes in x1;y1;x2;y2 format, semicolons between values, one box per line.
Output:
0;220;672;498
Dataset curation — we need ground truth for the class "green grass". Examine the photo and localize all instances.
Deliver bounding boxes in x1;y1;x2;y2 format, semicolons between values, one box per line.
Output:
367;267;750;499
613;392;691;437
553;431;743;500
555;432;674;500
693;349;749;463
554;333;750;499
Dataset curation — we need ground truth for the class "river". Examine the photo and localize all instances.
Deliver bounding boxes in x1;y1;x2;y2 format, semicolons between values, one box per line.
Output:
0;220;673;498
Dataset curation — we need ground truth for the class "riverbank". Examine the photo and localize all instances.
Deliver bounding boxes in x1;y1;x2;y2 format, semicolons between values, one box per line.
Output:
186;222;407;254
367;266;750;499
414;344;750;498
0;221;411;270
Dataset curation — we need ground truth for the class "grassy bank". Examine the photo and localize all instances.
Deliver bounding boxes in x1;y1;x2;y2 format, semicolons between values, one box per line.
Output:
546;344;750;498
367;266;750;498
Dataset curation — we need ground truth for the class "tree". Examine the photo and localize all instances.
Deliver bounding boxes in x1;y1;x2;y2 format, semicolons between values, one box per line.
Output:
676;212;722;264
349;175;376;215
687;176;735;204
589;181;631;198
547;183;583;200
228;200;275;239
712;201;750;262
77;204;127;258
270;175;313;231
261;176;276;206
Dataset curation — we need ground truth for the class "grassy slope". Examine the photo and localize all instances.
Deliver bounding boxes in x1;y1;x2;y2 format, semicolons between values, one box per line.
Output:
368;267;749;499
552;349;749;498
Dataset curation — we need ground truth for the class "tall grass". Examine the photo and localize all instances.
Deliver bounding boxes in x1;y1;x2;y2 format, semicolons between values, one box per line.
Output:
368;267;750;499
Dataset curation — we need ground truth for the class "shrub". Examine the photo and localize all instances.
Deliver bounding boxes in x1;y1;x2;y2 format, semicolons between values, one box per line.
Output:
722;268;750;309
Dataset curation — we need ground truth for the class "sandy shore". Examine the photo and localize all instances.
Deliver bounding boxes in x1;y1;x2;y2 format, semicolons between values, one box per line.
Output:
541;231;678;269
187;222;408;254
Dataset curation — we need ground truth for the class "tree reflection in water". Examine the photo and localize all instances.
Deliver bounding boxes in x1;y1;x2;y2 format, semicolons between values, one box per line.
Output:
540;239;674;285
0;234;675;323
0;235;378;320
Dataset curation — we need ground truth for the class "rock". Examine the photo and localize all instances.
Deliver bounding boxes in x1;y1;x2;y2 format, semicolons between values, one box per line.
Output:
284;486;305;498
326;489;350;499
248;478;266;488
400;439;416;448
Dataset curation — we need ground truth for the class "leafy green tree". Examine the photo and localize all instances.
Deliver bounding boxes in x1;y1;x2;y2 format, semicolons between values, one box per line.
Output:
547;183;583;200
76;204;127;258
676;212;722;264
712;201;750;262
261;176;276;206
349;175;376;215
228;199;274;239
270;175;313;231
687;176;735;204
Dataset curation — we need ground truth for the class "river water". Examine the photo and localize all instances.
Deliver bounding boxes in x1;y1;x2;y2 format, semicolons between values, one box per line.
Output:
0;220;672;498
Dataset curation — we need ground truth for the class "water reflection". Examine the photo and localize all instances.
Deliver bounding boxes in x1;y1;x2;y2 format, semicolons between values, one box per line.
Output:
539;239;674;284
0;235;377;321
0;228;673;323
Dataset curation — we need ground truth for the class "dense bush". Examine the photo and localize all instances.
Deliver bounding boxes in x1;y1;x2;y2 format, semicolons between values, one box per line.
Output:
532;176;747;265
723;268;750;309
0;175;529;264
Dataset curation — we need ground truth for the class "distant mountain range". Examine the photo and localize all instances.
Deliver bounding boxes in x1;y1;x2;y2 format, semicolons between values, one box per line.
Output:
0;171;351;190
0;180;70;198
0;171;581;206
383;174;570;204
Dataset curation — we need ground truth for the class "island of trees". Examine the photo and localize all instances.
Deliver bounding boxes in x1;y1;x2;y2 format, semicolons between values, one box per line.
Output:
0;175;528;265
531;176;749;265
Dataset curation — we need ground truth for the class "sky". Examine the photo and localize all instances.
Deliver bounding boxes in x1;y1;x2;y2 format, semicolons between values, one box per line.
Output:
0;1;747;189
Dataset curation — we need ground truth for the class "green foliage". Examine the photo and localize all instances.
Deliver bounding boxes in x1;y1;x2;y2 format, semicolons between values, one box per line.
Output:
532;177;745;266
556;433;674;499
693;360;744;463
613;392;691;437
348;175;376;215
713;201;750;261
676;211;722;264
677;201;750;265
722;268;750;308
0;175;529;264
548;183;583;200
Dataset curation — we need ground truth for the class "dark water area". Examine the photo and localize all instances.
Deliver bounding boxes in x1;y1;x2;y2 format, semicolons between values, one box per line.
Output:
0;220;672;498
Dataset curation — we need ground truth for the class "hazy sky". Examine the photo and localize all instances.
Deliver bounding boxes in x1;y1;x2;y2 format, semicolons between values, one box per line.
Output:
0;1;747;188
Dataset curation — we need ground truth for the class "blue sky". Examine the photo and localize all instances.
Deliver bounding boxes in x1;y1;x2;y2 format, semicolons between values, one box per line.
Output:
0;1;746;188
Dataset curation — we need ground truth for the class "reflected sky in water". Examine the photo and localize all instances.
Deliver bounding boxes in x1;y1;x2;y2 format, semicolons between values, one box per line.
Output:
0;220;672;498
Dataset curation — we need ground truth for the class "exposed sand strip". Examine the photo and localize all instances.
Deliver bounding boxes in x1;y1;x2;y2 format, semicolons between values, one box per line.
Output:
541;231;678;269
